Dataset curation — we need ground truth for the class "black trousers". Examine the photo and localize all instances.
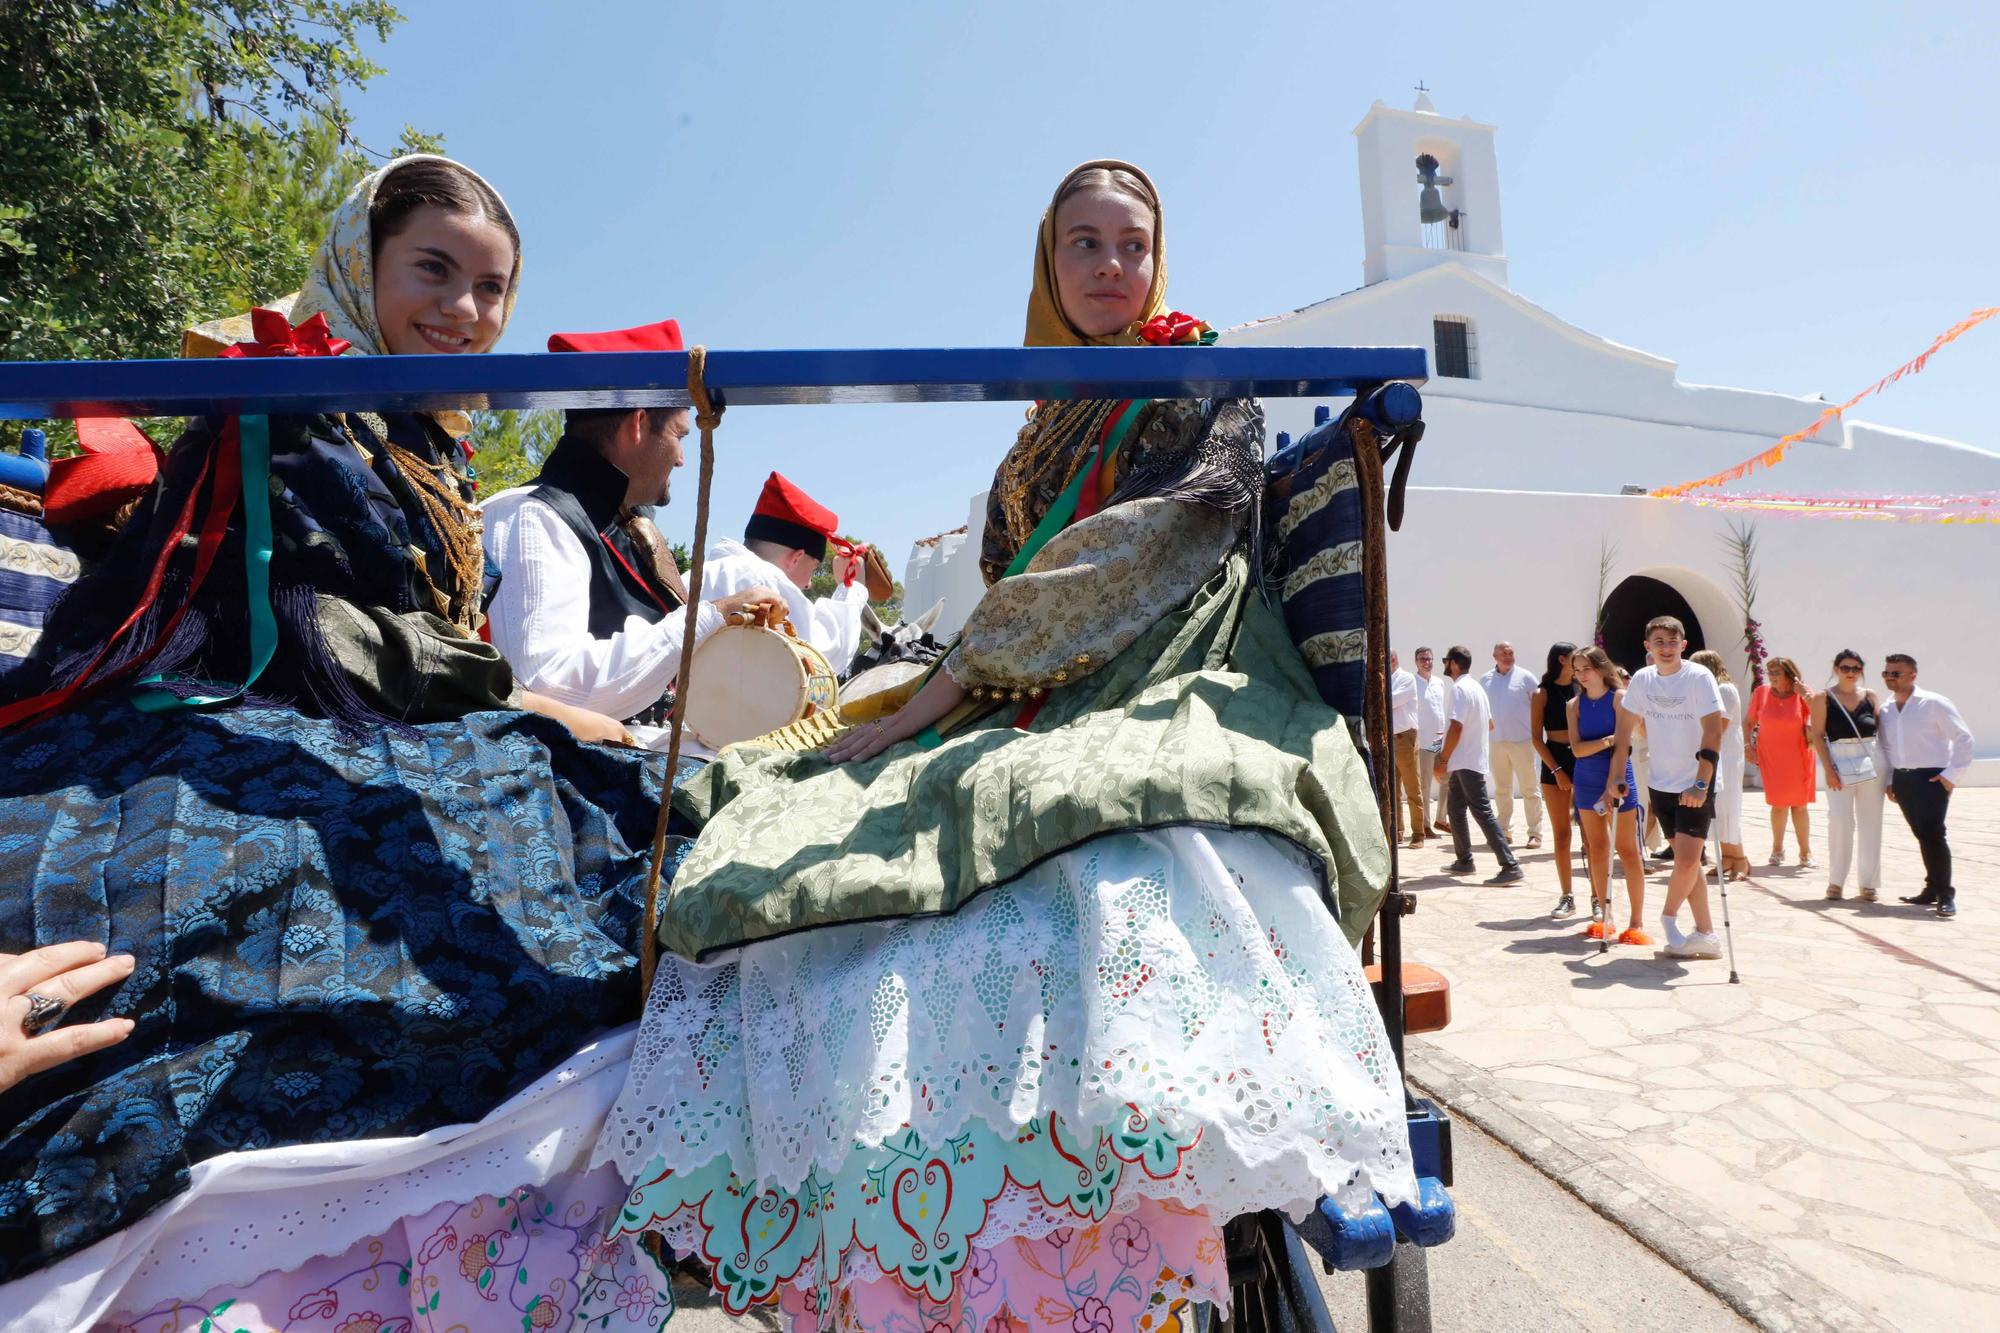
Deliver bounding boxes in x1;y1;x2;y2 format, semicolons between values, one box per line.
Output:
1891;767;1953;904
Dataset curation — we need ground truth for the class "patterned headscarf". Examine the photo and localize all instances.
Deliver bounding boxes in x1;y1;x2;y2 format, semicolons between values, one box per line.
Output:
183;154;521;362
293;154;521;356
1022;159;1169;347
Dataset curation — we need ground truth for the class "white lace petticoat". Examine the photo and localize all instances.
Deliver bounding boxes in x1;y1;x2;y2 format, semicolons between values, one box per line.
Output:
592;826;1415;1308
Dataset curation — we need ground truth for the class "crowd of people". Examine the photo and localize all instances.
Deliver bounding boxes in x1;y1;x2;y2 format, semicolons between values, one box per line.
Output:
0;155;1417;1332
1392;625;1976;955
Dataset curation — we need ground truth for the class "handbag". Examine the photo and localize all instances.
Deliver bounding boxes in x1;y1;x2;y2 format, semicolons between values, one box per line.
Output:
1827;694;1878;783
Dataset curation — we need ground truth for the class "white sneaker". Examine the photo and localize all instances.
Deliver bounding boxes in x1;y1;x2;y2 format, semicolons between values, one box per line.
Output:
1666;930;1723;960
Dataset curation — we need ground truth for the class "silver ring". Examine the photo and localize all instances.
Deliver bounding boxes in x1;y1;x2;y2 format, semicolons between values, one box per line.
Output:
23;992;66;1038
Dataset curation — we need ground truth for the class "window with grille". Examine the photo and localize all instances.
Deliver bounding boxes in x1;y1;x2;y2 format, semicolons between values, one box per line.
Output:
1433;316;1477;379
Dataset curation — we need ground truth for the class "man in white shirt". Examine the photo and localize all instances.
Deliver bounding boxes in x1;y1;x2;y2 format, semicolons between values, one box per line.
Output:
1606;616;1728;959
1389;652;1426;847
483;320;782;751
1433;645;1522;883
1481;641;1545;849
702;471;870;676
1414;646;1450;835
1879;654;1974;919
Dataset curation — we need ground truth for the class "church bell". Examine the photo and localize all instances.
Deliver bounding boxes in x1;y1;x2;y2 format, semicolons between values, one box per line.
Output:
1415;153;1453;224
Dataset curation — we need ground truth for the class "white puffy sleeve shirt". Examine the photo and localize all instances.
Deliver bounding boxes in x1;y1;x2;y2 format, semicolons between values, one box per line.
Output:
482;488;723;722
700;538;868;673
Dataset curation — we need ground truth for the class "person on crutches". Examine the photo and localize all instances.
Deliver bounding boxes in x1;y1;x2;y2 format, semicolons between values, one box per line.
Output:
1604;617;1730;961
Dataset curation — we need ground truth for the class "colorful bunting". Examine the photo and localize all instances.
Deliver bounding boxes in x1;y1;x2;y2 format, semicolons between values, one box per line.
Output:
1651;306;1997;499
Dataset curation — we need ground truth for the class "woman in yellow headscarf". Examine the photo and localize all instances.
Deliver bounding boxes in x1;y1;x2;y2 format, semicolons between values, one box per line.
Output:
596;161;1411;1330
0;157;678;1329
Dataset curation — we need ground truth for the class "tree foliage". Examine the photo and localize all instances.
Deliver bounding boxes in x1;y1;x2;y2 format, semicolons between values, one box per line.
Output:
465;409;565;495
1;0;431;368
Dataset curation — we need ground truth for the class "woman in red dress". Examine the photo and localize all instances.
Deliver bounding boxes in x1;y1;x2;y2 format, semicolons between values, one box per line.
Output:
1747;656;1817;867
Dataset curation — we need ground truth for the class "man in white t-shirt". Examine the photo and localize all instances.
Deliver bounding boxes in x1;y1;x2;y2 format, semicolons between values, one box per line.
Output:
1390;652;1426;846
1606;616;1729;959
1481;641;1544;849
1414;646;1450;836
1433;645;1522;883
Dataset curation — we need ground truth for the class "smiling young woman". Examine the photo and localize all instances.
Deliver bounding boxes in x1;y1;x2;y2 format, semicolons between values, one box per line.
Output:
0;157;682;1326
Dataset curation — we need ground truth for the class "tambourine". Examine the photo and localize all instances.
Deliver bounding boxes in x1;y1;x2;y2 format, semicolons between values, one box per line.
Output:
680;625;839;750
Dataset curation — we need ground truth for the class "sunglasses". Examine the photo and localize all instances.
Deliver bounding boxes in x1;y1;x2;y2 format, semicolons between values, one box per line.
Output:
1837;664;1863;673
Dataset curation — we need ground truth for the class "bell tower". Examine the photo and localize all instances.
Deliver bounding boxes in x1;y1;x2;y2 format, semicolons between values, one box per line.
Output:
1354;89;1508;289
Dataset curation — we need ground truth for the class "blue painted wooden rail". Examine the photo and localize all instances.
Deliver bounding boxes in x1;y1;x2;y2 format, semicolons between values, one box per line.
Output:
0;344;1426;418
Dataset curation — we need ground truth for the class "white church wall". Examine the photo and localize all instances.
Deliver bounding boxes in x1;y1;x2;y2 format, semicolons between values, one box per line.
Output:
1388;487;1999;785
1227;268;2000;498
900;489;990;638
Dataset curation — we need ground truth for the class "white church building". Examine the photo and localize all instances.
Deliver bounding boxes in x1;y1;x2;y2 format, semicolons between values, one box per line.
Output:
905;93;1999;783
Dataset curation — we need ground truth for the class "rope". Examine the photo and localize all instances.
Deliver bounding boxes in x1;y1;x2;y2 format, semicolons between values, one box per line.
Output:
639;347;722;997
1351;417;1396;846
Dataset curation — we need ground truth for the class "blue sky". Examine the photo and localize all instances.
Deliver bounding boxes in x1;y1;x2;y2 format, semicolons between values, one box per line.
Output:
352;0;1997;567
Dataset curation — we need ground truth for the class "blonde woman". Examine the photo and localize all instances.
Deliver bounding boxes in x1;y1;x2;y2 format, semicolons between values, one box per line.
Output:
1567;646;1650;943
1748;656;1817;866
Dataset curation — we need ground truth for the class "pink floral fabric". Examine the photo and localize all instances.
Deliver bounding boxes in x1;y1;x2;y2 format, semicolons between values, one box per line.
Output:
100;1166;670;1333
774;1197;1227;1332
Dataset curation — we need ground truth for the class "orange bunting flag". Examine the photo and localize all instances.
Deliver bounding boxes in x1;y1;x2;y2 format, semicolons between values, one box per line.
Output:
1651;306;1998;500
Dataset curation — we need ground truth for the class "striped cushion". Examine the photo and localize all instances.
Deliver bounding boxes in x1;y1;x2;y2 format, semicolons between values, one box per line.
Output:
1263;417;1367;719
0;506;81;675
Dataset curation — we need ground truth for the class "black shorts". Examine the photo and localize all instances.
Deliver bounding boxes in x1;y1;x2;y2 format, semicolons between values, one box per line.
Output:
1649;786;1716;845
1540;743;1575;785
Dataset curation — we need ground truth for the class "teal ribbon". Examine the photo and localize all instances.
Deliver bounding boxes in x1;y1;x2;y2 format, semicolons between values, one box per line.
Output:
133;414;278;712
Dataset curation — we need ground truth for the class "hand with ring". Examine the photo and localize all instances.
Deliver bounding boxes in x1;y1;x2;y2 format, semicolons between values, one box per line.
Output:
825;716;903;765
2;941;137;1096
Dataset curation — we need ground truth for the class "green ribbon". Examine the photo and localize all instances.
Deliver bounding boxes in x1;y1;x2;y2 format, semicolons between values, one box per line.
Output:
133;414;278;713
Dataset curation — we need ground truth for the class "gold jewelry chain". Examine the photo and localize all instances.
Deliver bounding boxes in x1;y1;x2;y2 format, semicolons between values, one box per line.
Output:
999;399;1118;544
379;436;487;631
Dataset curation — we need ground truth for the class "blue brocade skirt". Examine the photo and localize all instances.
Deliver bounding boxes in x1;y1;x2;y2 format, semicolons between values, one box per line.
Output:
0;700;674;1280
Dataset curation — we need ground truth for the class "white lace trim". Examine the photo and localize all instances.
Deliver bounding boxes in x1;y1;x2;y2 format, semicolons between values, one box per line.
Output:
5;1027;637;1333
594;828;1415;1213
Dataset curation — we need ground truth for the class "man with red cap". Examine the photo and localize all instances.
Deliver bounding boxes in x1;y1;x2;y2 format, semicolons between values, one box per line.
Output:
703;471;869;674
482;319;781;751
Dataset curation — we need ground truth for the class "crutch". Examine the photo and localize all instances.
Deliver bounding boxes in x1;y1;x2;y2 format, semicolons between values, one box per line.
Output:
1709;822;1740;983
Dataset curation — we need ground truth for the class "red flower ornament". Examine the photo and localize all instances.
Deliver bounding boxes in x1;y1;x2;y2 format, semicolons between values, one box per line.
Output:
222;308;352;359
1137;311;1217;346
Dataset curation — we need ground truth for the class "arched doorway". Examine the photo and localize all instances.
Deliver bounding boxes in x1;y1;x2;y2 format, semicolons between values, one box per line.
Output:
1600;575;1705;675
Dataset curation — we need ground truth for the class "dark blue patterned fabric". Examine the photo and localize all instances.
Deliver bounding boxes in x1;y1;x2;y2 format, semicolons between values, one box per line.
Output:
0;699;675;1279
0;507;80;678
1263;414;1368;719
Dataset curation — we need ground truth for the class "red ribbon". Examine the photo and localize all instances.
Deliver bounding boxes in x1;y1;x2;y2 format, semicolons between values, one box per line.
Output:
0;422;241;731
221;308;352;359
829;536;871;587
1137;311;1212;346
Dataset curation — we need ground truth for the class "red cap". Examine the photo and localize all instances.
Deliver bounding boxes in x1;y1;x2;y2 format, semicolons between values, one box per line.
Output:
44;419;160;525
546;319;684;354
745;471;837;560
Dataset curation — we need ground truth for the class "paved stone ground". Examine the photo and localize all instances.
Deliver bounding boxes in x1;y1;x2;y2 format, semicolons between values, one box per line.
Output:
1397;785;2000;1332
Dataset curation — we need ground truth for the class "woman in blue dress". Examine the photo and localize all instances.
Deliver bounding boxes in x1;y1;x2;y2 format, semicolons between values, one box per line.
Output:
1567;645;1651;944
0;157;676;1322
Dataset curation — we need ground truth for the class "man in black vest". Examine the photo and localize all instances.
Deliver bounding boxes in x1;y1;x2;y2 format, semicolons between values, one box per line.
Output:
482;319;780;750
